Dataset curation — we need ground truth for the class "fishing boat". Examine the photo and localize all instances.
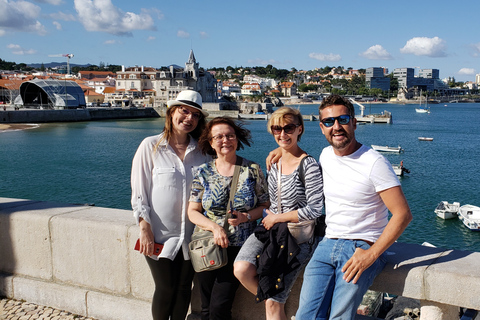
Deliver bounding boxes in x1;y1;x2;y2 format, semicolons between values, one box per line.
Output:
458;204;480;231
371;145;403;153
434;201;460;220
392;160;410;176
418;137;434;141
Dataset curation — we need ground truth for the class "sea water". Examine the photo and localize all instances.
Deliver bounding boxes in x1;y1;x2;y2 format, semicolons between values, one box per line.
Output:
1;103;479;252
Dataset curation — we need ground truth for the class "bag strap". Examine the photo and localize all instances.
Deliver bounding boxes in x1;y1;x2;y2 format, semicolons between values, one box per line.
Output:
298;155;312;187
224;156;242;230
277;158;282;214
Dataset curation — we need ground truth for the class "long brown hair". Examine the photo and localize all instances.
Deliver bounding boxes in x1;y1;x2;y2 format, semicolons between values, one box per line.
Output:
154;105;207;151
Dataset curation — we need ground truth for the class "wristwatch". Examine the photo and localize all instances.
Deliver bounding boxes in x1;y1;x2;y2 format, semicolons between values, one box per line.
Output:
246;213;252;222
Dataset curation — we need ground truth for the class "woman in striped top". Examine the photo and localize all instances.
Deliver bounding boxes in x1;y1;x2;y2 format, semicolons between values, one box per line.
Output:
234;107;324;320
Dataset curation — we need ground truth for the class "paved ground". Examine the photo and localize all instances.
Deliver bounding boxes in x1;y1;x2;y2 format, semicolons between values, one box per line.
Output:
0;298;99;320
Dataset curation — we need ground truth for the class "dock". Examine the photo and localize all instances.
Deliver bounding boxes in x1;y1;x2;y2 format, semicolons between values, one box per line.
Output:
238;114;319;121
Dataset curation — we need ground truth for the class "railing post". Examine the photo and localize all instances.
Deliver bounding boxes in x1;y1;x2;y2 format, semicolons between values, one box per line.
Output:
420;300;459;320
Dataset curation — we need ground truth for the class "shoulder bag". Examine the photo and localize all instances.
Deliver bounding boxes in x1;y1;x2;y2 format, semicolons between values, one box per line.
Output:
189;159;241;272
278;157;315;244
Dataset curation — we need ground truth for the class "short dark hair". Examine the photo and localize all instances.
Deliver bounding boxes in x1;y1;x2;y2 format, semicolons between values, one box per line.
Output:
319;95;355;119
198;116;252;156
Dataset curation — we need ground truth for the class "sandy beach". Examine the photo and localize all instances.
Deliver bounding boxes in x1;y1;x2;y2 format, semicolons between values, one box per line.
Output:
0;123;40;132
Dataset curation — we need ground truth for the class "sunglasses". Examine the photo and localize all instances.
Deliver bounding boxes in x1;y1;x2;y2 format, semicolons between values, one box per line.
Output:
320;115;351;127
177;106;202;120
271;124;300;135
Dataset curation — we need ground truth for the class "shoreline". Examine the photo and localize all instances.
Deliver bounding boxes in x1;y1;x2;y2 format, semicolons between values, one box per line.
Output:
0;123;40;132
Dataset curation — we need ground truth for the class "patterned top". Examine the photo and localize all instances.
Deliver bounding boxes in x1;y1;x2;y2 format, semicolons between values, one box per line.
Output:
268;156;324;221
189;157;269;246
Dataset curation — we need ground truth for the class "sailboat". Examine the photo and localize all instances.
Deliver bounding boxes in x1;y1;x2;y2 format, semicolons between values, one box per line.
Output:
415;92;431;113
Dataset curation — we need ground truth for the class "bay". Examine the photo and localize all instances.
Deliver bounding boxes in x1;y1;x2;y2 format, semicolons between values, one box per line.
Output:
1;103;479;252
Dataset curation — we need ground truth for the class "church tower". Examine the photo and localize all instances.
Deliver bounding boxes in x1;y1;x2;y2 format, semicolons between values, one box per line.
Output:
185;49;199;81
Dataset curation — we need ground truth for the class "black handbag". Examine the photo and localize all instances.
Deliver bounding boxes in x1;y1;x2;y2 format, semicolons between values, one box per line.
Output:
189;161;241;272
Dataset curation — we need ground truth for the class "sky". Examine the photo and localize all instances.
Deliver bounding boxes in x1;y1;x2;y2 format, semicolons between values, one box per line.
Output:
1;0;480;82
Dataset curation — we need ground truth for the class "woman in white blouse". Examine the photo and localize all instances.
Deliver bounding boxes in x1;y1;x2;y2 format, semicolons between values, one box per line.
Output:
131;90;210;320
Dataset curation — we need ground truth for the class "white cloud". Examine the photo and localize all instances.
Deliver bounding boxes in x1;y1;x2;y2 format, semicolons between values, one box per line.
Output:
0;0;47;35
74;0;155;36
7;43;37;55
360;45;392;60
0;29;6;36
199;31;208;39
177;29;190;38
308;52;341;62
400;36;447;57
33;0;63;5
49;11;76;21
147;36;155;41
104;39;118;45
53;21;62;30
458;68;475;75
470;42;480;57
247;58;279;65
149;8;164;20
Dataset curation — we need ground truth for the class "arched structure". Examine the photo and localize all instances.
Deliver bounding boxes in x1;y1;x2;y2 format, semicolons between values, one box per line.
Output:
15;79;86;109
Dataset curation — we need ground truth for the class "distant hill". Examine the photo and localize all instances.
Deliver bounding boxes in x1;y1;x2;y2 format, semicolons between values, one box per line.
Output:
27;62;93;69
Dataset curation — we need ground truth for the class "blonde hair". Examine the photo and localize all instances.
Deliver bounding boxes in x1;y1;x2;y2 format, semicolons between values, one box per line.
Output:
267;107;304;141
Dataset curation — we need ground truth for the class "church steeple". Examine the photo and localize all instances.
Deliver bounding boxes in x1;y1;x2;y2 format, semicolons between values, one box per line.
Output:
188;49;196;64
185;49;199;80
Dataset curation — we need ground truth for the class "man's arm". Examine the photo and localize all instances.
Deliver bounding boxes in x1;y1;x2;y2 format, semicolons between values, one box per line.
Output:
342;185;412;284
265;147;282;171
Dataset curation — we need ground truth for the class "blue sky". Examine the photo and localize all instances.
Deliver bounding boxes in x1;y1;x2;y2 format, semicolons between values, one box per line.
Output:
1;0;479;82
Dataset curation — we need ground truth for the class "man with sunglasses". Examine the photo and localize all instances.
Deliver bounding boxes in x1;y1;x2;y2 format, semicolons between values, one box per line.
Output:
293;95;412;319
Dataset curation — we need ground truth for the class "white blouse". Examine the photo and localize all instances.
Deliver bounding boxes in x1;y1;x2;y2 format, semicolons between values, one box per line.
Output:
131;133;209;261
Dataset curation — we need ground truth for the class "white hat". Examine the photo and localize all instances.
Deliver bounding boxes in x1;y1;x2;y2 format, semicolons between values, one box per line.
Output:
167;90;208;117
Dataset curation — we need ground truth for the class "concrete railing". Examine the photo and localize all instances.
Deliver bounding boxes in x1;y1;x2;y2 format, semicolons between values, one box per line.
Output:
1;197;479;320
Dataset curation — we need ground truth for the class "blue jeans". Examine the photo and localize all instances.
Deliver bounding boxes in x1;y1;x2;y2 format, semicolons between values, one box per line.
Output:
296;238;387;320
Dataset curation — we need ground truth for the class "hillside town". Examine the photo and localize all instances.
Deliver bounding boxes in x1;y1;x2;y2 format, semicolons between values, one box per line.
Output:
1;49;480;114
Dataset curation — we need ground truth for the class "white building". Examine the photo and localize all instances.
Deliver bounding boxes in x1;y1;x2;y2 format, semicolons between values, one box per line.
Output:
243;75;277;90
114;50;217;107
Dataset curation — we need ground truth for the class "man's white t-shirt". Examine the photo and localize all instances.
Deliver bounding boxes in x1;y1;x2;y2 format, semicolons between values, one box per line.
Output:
320;144;400;243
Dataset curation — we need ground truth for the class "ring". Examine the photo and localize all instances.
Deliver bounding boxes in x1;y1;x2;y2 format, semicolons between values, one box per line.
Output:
148;242;153;245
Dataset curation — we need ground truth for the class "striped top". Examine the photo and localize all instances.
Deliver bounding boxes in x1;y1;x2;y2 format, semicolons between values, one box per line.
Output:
267;156;324;221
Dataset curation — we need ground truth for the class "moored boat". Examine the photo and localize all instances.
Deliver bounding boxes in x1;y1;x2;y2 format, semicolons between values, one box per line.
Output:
458;204;480;231
392;160;410;177
415;108;430;113
434;201;460;220
418;137;434;141
371;145;403;153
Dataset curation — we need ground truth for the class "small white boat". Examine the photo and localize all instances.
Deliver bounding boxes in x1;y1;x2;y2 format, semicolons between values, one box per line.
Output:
416;92;431;113
434;201;460;220
418;137;434;141
458;204;480;231
371;145;403;153
392;160;410;176
415;108;430;114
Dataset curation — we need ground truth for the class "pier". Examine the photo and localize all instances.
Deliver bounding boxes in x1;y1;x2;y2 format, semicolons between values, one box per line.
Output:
1;197;479;320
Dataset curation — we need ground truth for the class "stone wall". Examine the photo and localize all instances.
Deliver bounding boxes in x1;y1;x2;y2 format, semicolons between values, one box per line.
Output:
1;197;480;320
